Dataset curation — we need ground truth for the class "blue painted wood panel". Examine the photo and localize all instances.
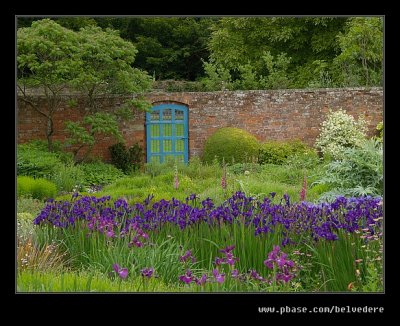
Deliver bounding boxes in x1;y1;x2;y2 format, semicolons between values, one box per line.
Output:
146;104;188;163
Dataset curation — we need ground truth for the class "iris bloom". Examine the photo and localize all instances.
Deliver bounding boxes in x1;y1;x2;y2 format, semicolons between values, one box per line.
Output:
113;264;128;279
141;267;154;278
213;269;225;283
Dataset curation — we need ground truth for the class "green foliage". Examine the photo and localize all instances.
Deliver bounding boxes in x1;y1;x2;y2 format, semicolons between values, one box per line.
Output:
17;270;188;292
71;25;152;100
153;80;206;92
17;140;86;192
65;113;123;161
258;140;312;165
305;60;334;88
80;162;125;187
284;150;321;170
201;52;292;91
17;19;82;150
314;139;383;199
17;142;65;179
18;19;151;151
375;121;383;142
17;176;57;200
17;197;45;216
109;142;144;174
206;17;349;90
201;60;233;91
228;163;263;175
334;17;383;87
202;127;260;164
50;163;85;193
17;213;35;243
315;109;367;160
17;19;81;88
259;51;292;89
105;17;216;81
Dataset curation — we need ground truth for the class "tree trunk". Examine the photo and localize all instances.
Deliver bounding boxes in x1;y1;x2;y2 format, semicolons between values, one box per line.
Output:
46;117;54;151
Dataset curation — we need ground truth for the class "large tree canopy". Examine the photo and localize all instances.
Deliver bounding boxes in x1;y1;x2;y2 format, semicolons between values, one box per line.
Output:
204;17;383;89
113;17;216;81
17;19;151;154
334;17;383;87
17;16;383;90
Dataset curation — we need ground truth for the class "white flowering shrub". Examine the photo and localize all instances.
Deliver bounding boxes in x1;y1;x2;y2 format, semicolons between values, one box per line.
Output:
315;109;367;159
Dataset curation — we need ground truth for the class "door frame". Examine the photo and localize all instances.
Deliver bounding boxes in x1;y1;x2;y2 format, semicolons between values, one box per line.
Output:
145;103;189;163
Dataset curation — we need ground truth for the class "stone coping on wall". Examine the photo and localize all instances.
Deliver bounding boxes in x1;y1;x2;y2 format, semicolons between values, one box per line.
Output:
17;87;383;98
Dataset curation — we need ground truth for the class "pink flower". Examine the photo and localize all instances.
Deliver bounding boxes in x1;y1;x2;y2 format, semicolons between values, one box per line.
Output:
299;175;307;201
174;175;179;190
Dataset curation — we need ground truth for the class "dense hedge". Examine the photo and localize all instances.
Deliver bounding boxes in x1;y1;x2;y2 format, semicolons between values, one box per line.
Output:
258;140;315;165
17;176;57;200
202;127;260;164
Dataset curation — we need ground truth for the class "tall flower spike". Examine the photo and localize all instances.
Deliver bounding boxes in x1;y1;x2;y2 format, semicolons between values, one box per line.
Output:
300;174;307;201
221;158;227;190
174;164;179;190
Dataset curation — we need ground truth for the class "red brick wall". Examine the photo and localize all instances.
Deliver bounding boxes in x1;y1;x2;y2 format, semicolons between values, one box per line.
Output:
17;87;383;161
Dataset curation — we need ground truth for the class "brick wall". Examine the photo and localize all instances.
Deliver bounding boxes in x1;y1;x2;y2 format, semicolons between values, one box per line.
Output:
17;87;383;161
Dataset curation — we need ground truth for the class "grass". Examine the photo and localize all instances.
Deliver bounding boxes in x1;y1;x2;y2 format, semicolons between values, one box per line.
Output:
17;269;302;292
17;270;189;292
52;161;326;207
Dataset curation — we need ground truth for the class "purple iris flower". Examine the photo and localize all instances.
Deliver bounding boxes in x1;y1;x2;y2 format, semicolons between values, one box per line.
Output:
212;269;225;283
106;229;114;238
179;250;196;263
141;267;154;278
195;274;207;285
220;245;235;254
249;269;264;281
113;264;128;279
179;269;193;284
231;269;239;278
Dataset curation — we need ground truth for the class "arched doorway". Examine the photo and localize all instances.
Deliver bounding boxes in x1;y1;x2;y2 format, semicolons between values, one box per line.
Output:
146;103;188;163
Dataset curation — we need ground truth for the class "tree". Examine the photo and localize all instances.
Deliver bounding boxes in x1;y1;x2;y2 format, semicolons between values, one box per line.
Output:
17;19;81;150
65;25;152;161
334;17;383;86
17;19;152;154
98;17;216;81
71;25;152;112
204;17;348;89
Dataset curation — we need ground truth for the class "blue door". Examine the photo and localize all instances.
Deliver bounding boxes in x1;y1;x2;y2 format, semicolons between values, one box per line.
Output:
146;104;188;163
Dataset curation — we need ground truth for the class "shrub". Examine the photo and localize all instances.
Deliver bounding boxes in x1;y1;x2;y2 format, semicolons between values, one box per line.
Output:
284;150;321;170
80;162;125;187
202;127;260;164
17;143;64;179
17;176;57;200
258;140;314;165
50;163;85;192
109;142;143;174
315;109;367;159
314;138;383;199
